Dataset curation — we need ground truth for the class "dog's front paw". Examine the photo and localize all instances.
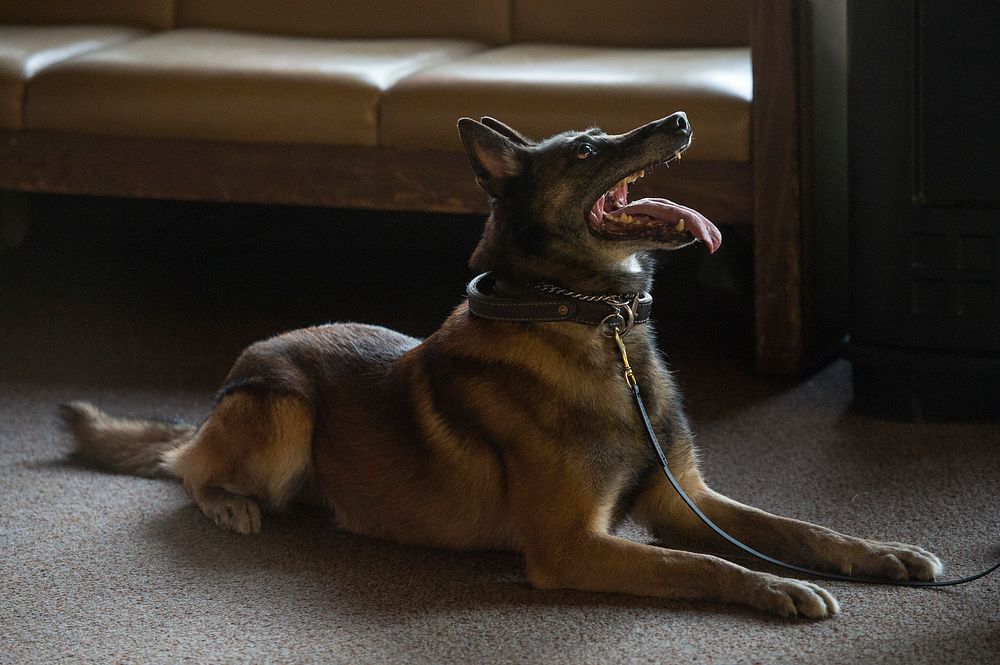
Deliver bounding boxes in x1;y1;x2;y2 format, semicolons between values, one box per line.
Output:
836;541;943;581
749;574;840;620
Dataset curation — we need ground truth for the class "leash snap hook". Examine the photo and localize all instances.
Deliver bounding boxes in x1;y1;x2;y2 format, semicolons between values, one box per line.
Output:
612;327;638;388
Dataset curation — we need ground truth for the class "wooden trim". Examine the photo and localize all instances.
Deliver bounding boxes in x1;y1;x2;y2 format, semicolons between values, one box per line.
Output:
751;0;805;375
0;130;752;224
0;131;487;214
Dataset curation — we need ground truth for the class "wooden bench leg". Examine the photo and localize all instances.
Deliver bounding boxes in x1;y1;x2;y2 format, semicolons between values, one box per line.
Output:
752;0;805;376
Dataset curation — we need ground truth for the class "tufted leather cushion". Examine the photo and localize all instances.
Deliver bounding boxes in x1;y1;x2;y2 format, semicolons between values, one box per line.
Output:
511;0;750;48
0;25;146;129
0;1;174;30
380;44;752;161
176;0;511;44
24;29;488;146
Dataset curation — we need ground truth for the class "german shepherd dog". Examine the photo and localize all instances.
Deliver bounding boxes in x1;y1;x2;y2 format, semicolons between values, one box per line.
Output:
61;113;942;619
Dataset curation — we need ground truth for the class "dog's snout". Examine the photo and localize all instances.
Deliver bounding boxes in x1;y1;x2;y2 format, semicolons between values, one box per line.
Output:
665;112;689;132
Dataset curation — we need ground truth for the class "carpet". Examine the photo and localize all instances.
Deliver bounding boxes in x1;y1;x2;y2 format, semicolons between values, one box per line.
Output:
1;198;997;663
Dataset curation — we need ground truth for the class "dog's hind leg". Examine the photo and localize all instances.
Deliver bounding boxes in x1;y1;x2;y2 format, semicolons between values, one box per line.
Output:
162;393;313;534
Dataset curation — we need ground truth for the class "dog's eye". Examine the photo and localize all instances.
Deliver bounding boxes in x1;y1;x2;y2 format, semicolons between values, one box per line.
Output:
576;144;597;160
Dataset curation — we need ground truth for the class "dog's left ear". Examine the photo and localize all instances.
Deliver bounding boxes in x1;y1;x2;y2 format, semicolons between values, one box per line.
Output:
457;118;526;197
479;117;534;147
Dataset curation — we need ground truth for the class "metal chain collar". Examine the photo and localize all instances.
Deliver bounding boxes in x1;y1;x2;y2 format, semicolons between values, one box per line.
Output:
531;282;642;337
530;282;638;304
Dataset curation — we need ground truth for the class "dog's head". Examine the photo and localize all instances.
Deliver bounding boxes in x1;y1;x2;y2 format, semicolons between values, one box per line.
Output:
458;113;721;293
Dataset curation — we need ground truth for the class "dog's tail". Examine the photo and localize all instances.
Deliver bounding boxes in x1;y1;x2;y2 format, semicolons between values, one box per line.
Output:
59;401;195;478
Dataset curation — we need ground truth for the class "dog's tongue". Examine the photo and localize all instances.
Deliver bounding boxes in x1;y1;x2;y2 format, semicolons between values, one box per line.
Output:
617;197;722;254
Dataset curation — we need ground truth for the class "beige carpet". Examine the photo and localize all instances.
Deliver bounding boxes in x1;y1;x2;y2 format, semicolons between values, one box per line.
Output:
1;197;998;663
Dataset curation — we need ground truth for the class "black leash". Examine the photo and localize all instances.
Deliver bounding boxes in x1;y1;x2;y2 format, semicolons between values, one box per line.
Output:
464;272;998;586
611;327;1000;588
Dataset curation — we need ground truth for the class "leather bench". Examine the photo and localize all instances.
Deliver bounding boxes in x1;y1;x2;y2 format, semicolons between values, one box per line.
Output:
0;0;820;374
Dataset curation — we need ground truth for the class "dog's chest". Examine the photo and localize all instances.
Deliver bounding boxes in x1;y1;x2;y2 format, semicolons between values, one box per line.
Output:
559;330;673;491
423;313;679;516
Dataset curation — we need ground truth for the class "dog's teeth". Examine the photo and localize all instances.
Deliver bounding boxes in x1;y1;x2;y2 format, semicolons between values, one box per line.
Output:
675;150;683;161
622;171;645;185
603;212;634;224
675;219;685;232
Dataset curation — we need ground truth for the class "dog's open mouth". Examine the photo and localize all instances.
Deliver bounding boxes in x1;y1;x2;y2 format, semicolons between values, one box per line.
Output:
585;150;722;254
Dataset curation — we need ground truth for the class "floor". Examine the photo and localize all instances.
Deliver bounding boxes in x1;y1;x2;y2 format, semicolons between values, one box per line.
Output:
1;196;997;663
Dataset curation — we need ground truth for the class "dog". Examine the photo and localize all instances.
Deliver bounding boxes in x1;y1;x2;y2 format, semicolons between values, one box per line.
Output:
61;113;943;619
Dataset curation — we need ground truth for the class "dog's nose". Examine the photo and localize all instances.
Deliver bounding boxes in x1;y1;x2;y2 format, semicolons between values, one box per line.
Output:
665;112;689;132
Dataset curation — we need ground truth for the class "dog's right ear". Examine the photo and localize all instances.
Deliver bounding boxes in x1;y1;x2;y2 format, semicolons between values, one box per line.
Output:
457;118;525;197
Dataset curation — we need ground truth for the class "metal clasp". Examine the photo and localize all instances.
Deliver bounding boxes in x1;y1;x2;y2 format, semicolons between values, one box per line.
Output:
601;294;640;337
613;327;638;388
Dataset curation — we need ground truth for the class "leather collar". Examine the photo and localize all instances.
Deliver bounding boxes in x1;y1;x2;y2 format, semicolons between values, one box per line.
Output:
466;272;652;331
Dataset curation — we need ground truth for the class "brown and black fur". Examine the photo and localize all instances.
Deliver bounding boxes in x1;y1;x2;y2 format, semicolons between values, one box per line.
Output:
61;113;942;619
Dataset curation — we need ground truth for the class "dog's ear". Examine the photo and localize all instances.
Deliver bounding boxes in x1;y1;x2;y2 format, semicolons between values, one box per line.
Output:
457;118;525;197
479;117;534;146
